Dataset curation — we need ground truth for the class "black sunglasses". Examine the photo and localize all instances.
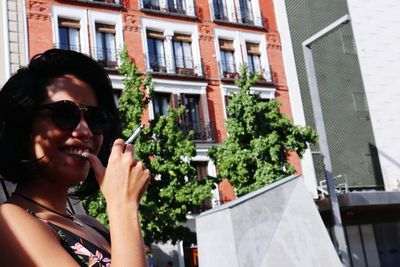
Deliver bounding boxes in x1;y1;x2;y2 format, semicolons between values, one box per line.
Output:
38;100;112;135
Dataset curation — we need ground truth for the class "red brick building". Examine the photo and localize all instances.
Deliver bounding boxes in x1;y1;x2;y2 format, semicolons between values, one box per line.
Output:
24;0;299;264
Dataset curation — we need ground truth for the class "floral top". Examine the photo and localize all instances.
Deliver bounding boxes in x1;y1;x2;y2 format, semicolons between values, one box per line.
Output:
46;221;112;267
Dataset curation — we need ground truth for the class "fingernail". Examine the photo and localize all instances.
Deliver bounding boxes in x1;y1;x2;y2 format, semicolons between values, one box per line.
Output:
81;152;89;160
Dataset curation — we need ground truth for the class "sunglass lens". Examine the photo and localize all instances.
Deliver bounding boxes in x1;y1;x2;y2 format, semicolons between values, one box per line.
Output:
85;107;110;135
51;102;80;131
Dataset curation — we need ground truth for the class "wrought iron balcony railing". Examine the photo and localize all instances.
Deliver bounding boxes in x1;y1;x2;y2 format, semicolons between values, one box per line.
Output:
54;43;118;69
219;60;238;79
218;60;273;82
180;121;215;142
239;8;255;25
55;43;81;53
213;5;263;27
145;53;204;77
69;0;122;6
147;53;168;73
141;0;196;17
93;46;118;69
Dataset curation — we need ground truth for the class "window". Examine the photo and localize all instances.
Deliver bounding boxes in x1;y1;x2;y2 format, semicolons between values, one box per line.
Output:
143;0;160;10
182;94;201;138
219;39;236;77
168;0;186;13
238;0;254;24
95;23;117;68
58;18;80;52
153;93;171;118
213;0;227;20
173;34;194;74
191;161;208;180
246;42;261;74
147;31;167;73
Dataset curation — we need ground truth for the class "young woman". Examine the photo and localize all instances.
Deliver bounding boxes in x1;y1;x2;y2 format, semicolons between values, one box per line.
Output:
0;49;150;266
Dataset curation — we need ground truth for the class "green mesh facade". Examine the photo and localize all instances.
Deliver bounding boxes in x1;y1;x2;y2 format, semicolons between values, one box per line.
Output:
284;0;383;189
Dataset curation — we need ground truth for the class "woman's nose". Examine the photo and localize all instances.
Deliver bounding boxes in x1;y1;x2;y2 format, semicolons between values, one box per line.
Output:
71;114;94;139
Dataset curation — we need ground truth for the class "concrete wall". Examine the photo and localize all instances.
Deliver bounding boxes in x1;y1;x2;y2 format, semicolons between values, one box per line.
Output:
196;176;341;267
347;0;400;191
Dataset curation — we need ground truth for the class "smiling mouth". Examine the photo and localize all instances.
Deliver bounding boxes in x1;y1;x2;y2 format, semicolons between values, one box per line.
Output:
62;147;90;157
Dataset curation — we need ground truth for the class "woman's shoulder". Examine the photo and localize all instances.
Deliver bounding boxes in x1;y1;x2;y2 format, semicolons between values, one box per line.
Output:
0;202;58;239
0;202;35;222
0;203;80;266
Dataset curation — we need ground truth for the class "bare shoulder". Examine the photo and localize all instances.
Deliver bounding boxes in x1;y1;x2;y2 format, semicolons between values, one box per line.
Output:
0;203;79;266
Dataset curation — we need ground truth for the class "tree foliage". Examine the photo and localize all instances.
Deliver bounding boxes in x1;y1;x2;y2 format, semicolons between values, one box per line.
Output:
83;46;215;245
208;65;317;197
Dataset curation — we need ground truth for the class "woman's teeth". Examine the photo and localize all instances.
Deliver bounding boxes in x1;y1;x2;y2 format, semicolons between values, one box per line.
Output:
64;147;89;156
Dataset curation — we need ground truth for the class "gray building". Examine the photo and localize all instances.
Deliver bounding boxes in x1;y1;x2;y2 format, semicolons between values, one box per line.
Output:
274;0;400;266
0;0;28;87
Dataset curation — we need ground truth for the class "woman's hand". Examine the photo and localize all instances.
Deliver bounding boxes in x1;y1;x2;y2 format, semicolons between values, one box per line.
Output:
84;138;150;209
84;139;149;267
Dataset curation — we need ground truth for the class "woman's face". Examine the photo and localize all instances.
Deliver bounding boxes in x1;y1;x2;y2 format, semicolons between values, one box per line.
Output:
31;74;103;186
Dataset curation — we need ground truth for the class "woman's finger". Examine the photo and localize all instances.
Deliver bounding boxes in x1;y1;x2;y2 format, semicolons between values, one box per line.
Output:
110;138;126;157
82;152;106;185
124;144;135;159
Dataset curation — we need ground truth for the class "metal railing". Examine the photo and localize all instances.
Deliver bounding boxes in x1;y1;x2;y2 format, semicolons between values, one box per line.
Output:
142;0;161;10
180;121;215;142
54;43;118;69
247;66;273;83
141;0;196;17
70;0;122;5
219;60;238;79
218;60;273;82
146;53;168;73
213;4;263;27
239;8;254;25
145;53;204;77
92;46;118;69
55;43;81;53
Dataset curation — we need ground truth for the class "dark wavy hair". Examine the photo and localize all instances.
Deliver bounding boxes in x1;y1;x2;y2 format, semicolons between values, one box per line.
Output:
0;49;121;199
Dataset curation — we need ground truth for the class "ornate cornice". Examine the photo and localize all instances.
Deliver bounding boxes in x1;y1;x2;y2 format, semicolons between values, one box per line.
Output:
123;14;140;32
199;24;214;42
266;31;282;50
27;1;50;21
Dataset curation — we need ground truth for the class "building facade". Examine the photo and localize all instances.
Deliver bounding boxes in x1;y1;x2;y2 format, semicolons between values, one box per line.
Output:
20;0;296;266
0;0;28;86
274;0;400;266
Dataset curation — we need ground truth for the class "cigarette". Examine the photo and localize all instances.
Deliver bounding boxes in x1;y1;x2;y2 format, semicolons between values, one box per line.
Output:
125;124;144;144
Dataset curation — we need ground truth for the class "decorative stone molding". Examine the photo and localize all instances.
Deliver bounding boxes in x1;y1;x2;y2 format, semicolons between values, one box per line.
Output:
123;14;140;32
266;31;282;50
199;24;213;42
27;1;50;21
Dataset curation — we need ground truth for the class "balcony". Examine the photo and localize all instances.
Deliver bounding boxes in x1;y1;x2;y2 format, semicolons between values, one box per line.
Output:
213;5;263;27
218;60;273;82
247;65;273;83
54;43;118;69
145;53;204;77
66;0;122;6
54;43;81;53
219;60;238;79
93;46;118;69
180;121;215;142
140;0;196;17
